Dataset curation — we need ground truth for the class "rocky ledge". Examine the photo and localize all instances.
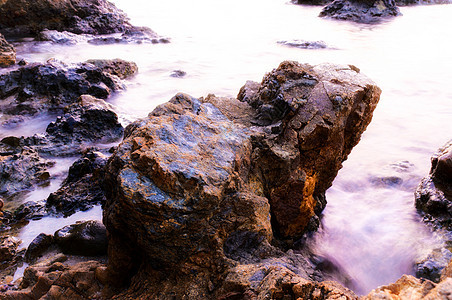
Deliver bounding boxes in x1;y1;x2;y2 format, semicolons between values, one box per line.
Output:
101;61;381;298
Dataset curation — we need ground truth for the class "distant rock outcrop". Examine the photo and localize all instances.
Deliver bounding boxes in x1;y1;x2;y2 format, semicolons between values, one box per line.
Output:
102;61;381;298
319;0;401;23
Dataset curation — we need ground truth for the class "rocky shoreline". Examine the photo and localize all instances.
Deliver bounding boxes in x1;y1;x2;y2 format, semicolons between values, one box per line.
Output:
1;0;452;299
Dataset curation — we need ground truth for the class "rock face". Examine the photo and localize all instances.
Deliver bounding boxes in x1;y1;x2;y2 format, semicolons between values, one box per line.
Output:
319;0;401;24
0;33;15;68
102;61;380;297
0;0;134;38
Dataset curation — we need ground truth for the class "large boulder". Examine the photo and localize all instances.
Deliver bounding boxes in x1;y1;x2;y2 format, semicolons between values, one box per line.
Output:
0;0;141;38
0;33;15;68
102;61;380;296
319;0;401;24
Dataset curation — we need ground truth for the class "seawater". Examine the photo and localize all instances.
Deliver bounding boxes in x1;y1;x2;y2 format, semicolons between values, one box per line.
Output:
3;0;452;294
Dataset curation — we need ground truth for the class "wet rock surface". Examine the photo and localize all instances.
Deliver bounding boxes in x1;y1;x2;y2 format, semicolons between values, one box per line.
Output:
0;34;15;68
102;61;380;297
414;140;452;283
319;0;401;24
0;139;54;197
0;58;135;122
47;150;108;216
416;140;452;229
54;220;107;256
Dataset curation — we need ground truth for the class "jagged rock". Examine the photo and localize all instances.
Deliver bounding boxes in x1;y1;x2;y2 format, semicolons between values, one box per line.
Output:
0;139;54;196
0;59;134;121
364;274;452;299
102;61;380;296
319;0;401;24
278;40;329;49
416;248;452;283
37;95;124;156
0;33;15;68
416;140;452;229
54;220;107;256
47;150;108;215
234;61;380;238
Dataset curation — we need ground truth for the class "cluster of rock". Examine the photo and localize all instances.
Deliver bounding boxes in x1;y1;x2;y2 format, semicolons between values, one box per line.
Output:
99;61;381;298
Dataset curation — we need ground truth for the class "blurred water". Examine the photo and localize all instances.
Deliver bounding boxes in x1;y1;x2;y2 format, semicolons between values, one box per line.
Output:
3;0;452;293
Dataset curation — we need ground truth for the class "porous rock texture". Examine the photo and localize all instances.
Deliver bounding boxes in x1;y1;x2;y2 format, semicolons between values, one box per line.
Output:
102;61;381;298
0;33;15;68
319;0;401;23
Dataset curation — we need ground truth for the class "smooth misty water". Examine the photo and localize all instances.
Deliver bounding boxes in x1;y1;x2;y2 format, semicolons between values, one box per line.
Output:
2;0;451;294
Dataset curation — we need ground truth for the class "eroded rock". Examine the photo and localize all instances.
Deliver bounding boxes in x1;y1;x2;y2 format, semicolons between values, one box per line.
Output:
102;61;380;296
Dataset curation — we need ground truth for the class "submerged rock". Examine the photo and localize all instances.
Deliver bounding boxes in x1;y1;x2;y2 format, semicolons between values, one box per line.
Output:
102;61;380;297
278;39;329;49
0;33;15;68
319;0;401;24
